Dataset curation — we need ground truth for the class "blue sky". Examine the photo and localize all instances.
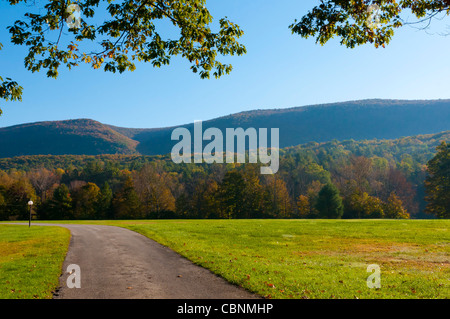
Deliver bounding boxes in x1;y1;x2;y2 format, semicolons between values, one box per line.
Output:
1;1;450;129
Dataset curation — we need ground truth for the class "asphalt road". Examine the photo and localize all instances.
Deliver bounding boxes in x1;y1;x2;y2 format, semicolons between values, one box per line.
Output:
40;224;259;299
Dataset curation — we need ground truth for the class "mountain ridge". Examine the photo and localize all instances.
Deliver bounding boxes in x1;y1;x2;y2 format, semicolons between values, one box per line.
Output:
0;118;138;157
0;99;449;158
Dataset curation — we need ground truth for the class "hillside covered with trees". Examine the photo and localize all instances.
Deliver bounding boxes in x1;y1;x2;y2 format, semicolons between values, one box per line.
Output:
1;99;449;157
0;131;448;221
0;119;138;157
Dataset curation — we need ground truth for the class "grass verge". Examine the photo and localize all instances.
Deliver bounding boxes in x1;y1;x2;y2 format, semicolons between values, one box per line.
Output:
0;224;71;299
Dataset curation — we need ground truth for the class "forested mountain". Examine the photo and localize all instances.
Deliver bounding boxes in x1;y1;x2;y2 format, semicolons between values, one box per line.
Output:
128;99;450;155
0;119;138;157
1;99;449;157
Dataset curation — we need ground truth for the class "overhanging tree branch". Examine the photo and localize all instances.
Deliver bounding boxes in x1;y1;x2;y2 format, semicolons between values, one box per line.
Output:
1;0;246;114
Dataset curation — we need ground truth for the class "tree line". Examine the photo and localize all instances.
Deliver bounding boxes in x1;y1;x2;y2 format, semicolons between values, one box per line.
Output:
1;141;448;220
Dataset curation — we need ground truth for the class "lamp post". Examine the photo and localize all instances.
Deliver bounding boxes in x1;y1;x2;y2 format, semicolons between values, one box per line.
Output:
28;200;33;227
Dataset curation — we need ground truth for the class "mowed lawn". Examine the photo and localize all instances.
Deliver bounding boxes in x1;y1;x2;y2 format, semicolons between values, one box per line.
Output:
117;219;449;299
0;224;71;299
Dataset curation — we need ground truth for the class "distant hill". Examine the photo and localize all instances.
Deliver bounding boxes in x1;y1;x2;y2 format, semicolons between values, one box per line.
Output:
0;99;449;157
0;119;138;157
111;99;450;155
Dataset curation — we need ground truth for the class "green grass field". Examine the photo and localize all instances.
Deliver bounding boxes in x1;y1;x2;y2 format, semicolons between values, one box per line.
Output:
118;219;449;299
0;224;71;299
0;219;448;299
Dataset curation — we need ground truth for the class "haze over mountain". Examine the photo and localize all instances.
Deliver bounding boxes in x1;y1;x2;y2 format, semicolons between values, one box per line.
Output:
0;99;449;158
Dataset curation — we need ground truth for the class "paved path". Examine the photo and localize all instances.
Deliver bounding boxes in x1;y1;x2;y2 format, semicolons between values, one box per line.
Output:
11;223;259;299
